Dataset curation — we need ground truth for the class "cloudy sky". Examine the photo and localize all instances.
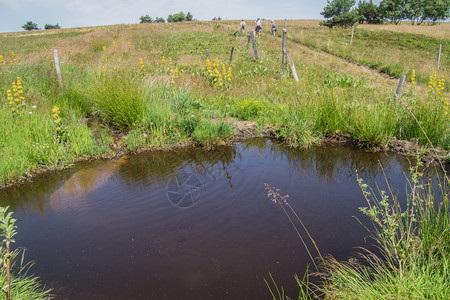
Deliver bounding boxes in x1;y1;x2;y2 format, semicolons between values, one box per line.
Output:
0;0;382;33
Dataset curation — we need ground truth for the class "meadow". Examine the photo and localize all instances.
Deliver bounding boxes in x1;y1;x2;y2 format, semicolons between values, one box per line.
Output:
0;20;448;188
0;19;449;299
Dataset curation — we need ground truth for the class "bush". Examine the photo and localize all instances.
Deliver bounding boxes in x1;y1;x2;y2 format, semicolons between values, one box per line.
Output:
44;23;61;30
21;21;39;31
139;14;152;23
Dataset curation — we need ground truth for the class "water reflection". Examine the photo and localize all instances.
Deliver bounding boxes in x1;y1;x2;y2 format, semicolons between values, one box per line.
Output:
0;138;445;300
0;139;423;217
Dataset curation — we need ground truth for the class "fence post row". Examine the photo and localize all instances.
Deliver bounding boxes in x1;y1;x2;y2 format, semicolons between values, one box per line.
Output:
282;29;287;73
53;49;63;88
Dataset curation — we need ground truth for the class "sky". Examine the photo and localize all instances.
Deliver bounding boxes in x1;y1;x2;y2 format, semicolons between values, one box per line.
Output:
0;0;382;33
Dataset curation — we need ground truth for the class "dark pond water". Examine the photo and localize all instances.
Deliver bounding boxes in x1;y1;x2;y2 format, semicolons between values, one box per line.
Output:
0;139;440;299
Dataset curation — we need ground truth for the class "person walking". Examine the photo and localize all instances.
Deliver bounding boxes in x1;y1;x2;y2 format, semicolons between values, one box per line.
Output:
255;18;262;38
240;19;245;35
271;20;276;36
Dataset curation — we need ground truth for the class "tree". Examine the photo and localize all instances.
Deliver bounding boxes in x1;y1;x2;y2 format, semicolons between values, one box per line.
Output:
44;23;61;30
422;0;450;24
21;21;39;31
358;0;382;24
186;12;193;21
154;17;165;23
172;11;185;22
139;14;153;23
320;0;359;28
404;0;425;25
379;0;405;24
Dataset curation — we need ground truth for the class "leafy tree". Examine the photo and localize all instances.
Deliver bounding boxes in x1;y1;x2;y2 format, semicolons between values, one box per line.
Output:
358;0;382;24
44;23;61;30
320;0;359;28
212;16;222;20
186;12;193;21
167;12;185;23
379;0;405;24
154;17;165;23
21;21;39;31
172;11;185;22
422;0;450;23
139;14;153;23
404;0;425;25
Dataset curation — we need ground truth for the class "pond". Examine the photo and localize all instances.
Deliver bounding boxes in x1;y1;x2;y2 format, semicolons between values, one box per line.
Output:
0;138;437;299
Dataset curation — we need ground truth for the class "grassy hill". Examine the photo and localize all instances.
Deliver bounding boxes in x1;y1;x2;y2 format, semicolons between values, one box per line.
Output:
0;20;449;187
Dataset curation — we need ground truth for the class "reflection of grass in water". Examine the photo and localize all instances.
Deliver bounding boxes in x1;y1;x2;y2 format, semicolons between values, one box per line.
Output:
265;162;450;299
116;145;239;186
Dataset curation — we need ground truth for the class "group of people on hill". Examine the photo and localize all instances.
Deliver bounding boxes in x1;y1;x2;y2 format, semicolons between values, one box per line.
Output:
240;18;276;38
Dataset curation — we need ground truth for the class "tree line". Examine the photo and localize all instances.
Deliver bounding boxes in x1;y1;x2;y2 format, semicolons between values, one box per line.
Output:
139;12;193;24
22;21;61;31
321;0;450;28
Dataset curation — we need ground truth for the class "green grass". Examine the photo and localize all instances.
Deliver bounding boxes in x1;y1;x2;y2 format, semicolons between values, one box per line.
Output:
0;21;448;188
290;26;449;89
0;249;53;300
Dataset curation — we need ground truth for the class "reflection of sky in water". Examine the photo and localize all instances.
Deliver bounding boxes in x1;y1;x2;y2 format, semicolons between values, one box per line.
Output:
0;138;445;300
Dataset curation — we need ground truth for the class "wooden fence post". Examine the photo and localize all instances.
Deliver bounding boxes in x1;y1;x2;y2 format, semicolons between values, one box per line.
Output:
250;30;260;61
287;51;299;82
282;29;287;72
350;25;355;45
53;49;63;88
394;75;406;103
229;46;234;64
284;19;287;29
437;44;442;70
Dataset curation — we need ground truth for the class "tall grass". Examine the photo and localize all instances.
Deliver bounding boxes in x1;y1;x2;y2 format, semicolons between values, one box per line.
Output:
266;162;449;299
0;207;53;299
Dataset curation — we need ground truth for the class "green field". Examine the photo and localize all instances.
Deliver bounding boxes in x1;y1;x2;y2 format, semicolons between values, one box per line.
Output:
0;19;449;300
0;20;449;188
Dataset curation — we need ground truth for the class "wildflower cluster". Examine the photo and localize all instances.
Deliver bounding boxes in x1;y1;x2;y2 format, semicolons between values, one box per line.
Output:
102;45;107;52
162;56;166;70
49;52;53;64
52;106;65;140
437;75;445;97
444;97;448;116
234;98;267;120
428;71;437;93
67;46;72;56
0;55;4;66
6;77;25;115
277;104;288;111
426;72;448;117
9;51;19;64
410;69;415;86
128;42;131;51
206;58;232;88
102;66;106;77
139;58;145;74
112;41;116;48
